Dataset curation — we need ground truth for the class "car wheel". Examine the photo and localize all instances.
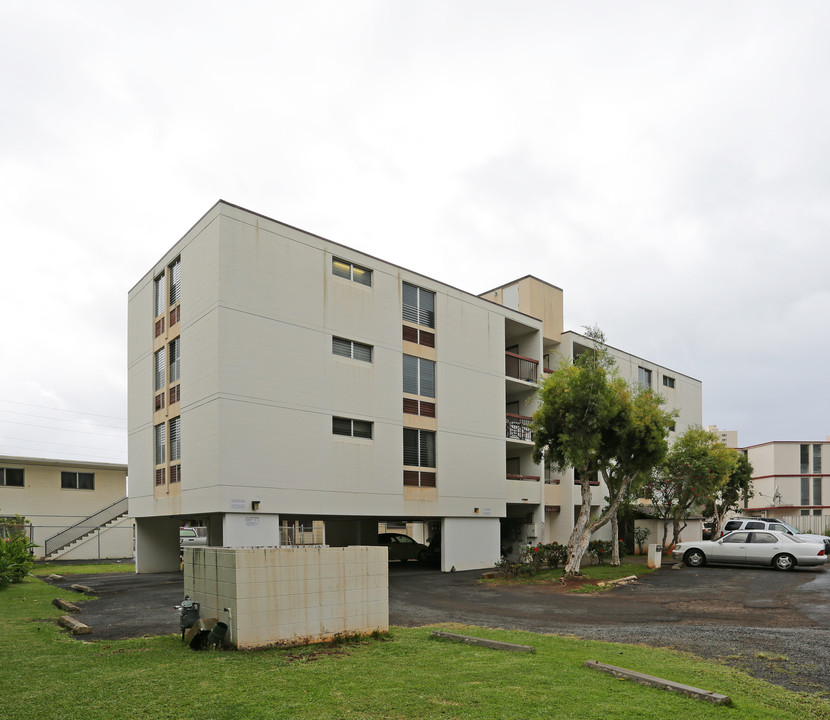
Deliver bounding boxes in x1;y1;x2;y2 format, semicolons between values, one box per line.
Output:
683;549;706;567
418;550;429;563
773;553;796;571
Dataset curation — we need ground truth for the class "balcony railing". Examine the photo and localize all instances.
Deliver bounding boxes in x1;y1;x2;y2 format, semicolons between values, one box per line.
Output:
506;474;540;482
506;413;533;442
505;351;539;383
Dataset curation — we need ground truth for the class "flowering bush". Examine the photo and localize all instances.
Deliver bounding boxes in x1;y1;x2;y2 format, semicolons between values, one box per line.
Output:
494;542;570;577
587;539;626;565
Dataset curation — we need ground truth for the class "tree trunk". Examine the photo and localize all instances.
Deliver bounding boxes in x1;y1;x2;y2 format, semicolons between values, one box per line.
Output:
610;513;620;566
564;476;594;576
564;471;632;577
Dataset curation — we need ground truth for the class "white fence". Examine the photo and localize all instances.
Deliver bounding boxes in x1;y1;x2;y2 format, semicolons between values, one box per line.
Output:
778;515;830;535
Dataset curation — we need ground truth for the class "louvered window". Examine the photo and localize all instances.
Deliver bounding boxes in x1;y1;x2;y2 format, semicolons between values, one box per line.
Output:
154;348;166;391
403;399;436;417
402;325;435;347
332;337;373;362
169;384;181;405
155;393;165;411
169;338;181;383
169;257;181;304
169;416;181;461
332;257;372;286
169;305;180;326
403;428;436;467
155;468;166;486
154;273;166;317
155;423;166;464
402;282;435;328
403;355;435;398
170;464;181;483
332;417;373;439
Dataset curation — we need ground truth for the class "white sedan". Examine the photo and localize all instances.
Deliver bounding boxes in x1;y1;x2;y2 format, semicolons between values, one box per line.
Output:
673;530;827;571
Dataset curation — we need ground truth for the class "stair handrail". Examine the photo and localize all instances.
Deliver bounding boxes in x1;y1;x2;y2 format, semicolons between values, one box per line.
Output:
44;497;129;556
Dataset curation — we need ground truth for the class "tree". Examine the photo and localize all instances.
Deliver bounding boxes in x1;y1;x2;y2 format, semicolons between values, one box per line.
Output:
644;426;737;548
704;451;754;539
532;328;675;576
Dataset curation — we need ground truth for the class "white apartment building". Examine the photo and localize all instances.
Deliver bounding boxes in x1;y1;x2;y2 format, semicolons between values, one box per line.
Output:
127;201;702;572
743;440;830;519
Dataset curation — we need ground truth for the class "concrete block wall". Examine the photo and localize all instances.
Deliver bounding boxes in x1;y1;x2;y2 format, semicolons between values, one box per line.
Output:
183;546;388;649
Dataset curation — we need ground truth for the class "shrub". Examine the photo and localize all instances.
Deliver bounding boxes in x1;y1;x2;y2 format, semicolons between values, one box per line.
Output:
587;539;626;565
0;514;37;588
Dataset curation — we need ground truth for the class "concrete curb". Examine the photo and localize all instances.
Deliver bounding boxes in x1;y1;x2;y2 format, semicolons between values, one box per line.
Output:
52;598;82;613
70;583;96;594
431;631;535;653
57;615;92;635
584;660;732;705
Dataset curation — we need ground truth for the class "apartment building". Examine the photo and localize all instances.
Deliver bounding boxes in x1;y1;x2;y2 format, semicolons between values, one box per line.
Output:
0;455;130;559
127;201;702;572
743;441;830;518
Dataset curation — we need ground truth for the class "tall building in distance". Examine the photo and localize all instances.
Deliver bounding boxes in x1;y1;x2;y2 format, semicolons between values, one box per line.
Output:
127;201;702;572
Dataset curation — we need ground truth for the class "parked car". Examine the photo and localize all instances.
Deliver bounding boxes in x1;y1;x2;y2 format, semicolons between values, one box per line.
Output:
720;517;830;553
377;532;428;563
179;527;207;547
673;530;827;571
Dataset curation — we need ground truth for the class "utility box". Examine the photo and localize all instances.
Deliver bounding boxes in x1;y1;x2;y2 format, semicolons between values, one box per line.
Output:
647;544;662;569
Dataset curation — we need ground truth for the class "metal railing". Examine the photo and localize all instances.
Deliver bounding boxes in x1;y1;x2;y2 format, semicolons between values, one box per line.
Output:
505;413;533;441
44;497;128;557
505;352;539;383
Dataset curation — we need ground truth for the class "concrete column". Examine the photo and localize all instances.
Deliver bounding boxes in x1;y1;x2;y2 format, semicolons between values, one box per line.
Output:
222;513;280;546
135;516;181;573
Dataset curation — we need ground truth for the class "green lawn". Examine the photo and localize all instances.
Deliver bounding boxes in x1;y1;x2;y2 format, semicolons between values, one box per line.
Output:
1;576;828;720
30;561;136;576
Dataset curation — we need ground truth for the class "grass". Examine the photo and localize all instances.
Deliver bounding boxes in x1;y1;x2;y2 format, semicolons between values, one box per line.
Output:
30;561;136;576
2;576;829;719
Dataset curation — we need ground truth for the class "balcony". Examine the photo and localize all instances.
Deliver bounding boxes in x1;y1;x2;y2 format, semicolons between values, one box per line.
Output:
505;351;538;383
506;413;533;442
506;474;540;482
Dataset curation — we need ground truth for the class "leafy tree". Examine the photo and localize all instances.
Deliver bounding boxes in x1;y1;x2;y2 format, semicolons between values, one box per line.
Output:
704;451;754;539
532;328;675;576
644;427;737;548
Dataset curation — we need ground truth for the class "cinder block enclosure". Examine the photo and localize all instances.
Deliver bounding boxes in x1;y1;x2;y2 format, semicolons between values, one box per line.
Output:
183;546;388;649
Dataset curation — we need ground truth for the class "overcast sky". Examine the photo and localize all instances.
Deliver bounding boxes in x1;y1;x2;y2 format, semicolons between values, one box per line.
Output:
2;1;829;464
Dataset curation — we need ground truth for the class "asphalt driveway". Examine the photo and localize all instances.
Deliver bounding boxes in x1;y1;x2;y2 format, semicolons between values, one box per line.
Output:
42;561;830;696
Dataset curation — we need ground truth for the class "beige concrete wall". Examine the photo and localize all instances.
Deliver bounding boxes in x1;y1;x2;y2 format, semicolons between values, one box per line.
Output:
51;517;134;561
744;441;830;514
184;546;388;649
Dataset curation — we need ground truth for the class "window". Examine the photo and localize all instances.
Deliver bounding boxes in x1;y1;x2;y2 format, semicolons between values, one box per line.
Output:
402;325;435;348
813;477;822;508
801;477;810;506
169;257;181;304
155;423;166;464
801;444;810;474
170;464;181;484
0;468;24;487
169;338;181;383
154;272;166;317
403;428;436;467
61;472;94;490
155;468;166;486
814;445;822;473
403;398;436;417
154;348;166;391
750;532;777;544
332;337;373;362
638;367;652;388
662;375;675;389
169;384;181;405
154;317;165;338
169;305;181;327
403;355;435;397
332;417;373;439
169;417;181;461
722;531;749;543
155;393;165;411
332;257;372;286
402;282;435;328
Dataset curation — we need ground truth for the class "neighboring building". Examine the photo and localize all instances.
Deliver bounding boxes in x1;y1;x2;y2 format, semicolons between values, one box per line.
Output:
127;201;702;572
706;425;739;449
0;455;131;560
743;441;830;523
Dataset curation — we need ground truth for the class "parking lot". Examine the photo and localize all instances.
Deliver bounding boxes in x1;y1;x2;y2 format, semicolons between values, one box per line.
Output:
45;561;830;696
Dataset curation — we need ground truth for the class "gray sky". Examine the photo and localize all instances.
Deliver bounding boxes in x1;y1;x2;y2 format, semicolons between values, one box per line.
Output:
2;1;829;464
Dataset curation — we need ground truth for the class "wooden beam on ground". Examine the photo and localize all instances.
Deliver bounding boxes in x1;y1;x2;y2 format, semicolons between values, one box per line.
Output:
70;583;95;594
584;660;732;705
431;631;535;653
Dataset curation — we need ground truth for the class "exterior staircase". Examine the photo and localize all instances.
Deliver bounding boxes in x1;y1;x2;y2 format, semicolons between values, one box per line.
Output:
43;497;129;559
